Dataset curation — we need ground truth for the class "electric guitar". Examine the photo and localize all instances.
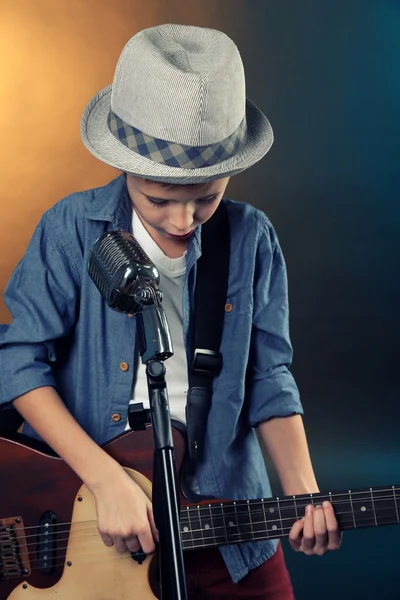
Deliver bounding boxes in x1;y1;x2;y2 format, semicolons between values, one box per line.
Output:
0;426;399;599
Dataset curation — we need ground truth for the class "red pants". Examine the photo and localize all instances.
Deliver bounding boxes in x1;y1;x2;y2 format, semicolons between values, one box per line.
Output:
184;542;295;599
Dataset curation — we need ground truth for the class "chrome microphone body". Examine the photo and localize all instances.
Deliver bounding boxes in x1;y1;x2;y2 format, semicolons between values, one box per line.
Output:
88;230;173;362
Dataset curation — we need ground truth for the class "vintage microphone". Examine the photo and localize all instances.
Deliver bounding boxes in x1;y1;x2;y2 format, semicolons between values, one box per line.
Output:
87;230;173;363
87;230;188;600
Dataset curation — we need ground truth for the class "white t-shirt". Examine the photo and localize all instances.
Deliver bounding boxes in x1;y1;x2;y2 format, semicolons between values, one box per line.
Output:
125;209;189;429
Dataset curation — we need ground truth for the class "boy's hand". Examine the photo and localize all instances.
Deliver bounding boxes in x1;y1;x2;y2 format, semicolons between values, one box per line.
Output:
289;501;342;555
91;466;159;554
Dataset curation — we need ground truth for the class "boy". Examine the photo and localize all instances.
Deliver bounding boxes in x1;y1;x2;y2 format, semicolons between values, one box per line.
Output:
0;24;341;598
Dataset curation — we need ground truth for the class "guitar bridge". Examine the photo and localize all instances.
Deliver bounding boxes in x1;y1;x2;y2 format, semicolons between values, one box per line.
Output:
0;517;31;581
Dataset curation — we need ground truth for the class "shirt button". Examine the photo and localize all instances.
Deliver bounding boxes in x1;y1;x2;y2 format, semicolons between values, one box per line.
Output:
225;303;233;313
111;413;121;422
120;362;129;371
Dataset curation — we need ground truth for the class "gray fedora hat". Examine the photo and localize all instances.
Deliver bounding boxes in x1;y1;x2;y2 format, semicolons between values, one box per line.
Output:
81;24;273;184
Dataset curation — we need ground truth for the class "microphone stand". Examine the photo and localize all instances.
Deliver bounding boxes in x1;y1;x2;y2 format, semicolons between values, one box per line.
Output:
128;284;188;600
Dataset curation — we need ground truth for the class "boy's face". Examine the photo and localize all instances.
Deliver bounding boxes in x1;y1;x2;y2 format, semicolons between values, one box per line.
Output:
125;174;230;253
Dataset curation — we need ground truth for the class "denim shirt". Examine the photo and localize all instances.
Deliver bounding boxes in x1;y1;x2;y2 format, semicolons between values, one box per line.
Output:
0;175;303;582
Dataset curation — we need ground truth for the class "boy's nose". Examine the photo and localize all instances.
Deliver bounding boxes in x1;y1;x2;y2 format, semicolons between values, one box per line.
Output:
169;207;194;233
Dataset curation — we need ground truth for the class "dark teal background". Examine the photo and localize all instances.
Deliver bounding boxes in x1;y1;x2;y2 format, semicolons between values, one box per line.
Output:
2;1;398;598
224;1;399;598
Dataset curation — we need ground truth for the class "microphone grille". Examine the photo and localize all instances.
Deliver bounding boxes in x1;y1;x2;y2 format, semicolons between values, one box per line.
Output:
88;230;158;313
94;231;152;275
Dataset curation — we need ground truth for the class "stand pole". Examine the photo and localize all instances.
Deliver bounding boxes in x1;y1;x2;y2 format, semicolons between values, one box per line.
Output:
131;299;188;600
146;360;187;600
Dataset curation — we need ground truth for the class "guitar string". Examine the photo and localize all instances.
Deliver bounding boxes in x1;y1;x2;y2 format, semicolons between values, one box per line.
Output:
9;492;397;546
13;495;400;555
7;514;396;575
9;488;400;537
17;498;400;549
18;508;398;561
13;550;148;574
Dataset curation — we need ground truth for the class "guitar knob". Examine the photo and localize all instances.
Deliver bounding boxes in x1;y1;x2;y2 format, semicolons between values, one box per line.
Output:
130;548;147;565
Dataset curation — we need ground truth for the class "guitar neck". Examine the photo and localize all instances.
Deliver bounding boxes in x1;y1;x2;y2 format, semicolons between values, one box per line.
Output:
180;485;400;550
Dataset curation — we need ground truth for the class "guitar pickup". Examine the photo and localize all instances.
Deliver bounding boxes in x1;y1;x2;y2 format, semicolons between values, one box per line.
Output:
36;511;58;575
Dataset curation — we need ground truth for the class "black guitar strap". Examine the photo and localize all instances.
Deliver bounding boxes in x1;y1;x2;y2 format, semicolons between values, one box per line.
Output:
185;201;230;461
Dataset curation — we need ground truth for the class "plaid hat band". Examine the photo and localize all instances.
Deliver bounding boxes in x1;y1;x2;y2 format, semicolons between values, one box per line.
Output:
108;110;248;169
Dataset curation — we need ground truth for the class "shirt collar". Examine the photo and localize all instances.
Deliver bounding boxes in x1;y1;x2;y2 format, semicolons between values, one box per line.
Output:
86;174;132;231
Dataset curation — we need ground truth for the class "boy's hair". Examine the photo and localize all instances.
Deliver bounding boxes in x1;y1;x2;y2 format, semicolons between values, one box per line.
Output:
143;178;176;190
124;172;210;191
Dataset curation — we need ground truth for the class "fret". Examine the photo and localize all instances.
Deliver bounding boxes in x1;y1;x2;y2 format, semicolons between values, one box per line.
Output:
348;490;357;528
330;491;355;530
261;499;268;531
313;492;331;508
200;504;216;546
277;496;298;531
327;492;348;529
233;501;244;542
369;486;399;527
276;498;285;536
247;501;255;539
245;500;266;541
208;504;217;546
288;494;310;519
211;503;229;545
232;501;251;543
196;505;206;547
190;505;203;546
233;501;238;524
293;496;300;521
197;506;214;547
222;502;240;544
184;506;204;548
263;498;280;538
306;493;316;524
250;499;269;539
393;486;400;524
342;491;376;530
370;488;378;526
181;506;195;549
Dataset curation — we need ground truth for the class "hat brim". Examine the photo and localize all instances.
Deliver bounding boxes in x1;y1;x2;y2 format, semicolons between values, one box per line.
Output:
80;85;274;184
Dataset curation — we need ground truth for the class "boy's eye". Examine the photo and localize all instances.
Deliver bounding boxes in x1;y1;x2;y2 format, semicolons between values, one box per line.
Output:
147;195;218;207
147;198;168;207
199;195;218;204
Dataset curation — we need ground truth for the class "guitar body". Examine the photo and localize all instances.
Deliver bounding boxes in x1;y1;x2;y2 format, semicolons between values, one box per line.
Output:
0;427;186;600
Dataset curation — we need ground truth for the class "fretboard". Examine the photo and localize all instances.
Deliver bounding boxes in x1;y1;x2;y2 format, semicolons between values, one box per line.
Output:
180;485;400;550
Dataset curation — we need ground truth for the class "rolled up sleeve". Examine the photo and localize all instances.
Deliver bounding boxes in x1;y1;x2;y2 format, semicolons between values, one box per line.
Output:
0;211;80;405
247;218;303;426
